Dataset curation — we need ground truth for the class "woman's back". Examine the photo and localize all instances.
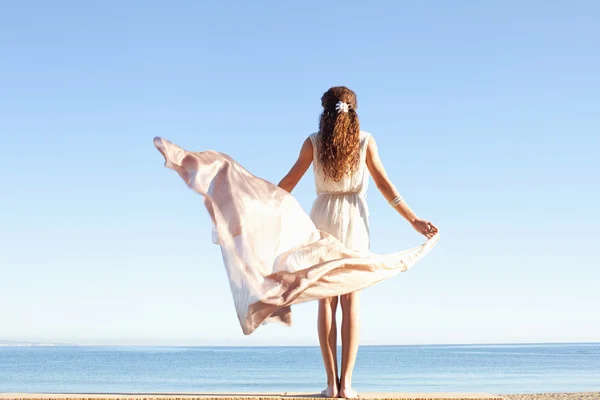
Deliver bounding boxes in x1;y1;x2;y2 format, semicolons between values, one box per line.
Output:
309;130;371;251
309;130;371;196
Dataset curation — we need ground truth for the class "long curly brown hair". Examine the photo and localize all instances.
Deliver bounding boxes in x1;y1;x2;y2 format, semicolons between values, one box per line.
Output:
317;86;360;182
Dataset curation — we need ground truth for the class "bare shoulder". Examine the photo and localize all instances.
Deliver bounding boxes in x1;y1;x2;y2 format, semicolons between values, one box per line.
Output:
298;136;313;160
361;130;374;143
303;135;314;149
364;132;378;152
365;132;384;171
303;133;318;152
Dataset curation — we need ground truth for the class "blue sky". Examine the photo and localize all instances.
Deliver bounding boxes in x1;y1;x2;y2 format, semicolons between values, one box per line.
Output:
0;1;598;346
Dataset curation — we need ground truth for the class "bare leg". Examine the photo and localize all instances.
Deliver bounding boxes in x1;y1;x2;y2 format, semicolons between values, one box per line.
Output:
318;296;339;398
339;291;360;398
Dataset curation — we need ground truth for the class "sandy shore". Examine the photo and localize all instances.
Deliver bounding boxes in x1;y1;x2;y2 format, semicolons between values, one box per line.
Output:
0;393;598;400
502;394;600;400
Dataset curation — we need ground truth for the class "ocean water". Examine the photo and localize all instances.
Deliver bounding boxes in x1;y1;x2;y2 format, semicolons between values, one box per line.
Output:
1;343;599;394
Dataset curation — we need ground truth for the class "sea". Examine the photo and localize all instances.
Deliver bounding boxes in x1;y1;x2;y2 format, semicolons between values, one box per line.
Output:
1;343;599;395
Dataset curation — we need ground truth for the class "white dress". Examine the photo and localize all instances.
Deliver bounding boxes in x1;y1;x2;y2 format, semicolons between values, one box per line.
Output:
309;131;371;251
154;136;439;335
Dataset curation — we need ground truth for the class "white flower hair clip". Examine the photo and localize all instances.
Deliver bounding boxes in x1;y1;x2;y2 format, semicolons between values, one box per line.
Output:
335;101;349;113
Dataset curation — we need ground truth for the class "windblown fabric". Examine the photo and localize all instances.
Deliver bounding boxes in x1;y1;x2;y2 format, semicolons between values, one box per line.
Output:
154;136;439;334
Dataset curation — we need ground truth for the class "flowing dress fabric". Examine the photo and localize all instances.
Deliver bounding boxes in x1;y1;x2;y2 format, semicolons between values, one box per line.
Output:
154;136;439;335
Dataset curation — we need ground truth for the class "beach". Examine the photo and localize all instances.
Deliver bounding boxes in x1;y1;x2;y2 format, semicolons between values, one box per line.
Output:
1;392;600;400
502;394;600;400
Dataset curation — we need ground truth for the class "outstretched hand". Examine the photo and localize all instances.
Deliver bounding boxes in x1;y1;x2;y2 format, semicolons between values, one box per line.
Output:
412;218;439;239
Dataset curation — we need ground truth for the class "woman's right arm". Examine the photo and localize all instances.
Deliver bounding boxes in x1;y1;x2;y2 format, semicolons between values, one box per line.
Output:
366;136;438;239
277;137;313;193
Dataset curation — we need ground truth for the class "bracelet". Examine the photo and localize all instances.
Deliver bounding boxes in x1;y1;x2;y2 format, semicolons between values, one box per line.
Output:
389;195;404;207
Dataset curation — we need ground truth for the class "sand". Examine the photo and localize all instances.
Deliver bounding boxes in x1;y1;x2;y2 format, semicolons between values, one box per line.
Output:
1;393;599;400
501;393;600;400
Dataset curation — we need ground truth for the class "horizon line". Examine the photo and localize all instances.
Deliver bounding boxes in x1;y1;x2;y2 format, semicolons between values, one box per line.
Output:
2;340;599;347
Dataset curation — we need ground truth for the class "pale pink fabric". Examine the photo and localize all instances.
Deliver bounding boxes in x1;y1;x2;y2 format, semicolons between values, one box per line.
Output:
154;137;439;335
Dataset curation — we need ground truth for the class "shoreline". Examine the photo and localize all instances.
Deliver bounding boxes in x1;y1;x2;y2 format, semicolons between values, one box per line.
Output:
1;393;599;400
1;342;599;348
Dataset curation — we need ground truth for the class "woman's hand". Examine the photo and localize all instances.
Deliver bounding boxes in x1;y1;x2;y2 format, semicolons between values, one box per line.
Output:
412;218;439;239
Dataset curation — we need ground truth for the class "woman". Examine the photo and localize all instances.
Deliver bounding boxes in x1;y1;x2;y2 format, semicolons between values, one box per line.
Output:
276;86;438;398
153;86;438;398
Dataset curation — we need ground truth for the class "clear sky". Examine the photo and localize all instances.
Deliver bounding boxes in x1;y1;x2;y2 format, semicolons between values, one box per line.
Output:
1;1;599;346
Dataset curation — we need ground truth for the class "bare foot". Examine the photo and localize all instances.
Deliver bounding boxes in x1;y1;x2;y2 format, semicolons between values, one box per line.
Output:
320;383;338;398
339;387;359;399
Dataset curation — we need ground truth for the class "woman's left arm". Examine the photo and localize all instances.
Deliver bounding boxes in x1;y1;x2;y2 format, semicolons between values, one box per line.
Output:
277;137;313;193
